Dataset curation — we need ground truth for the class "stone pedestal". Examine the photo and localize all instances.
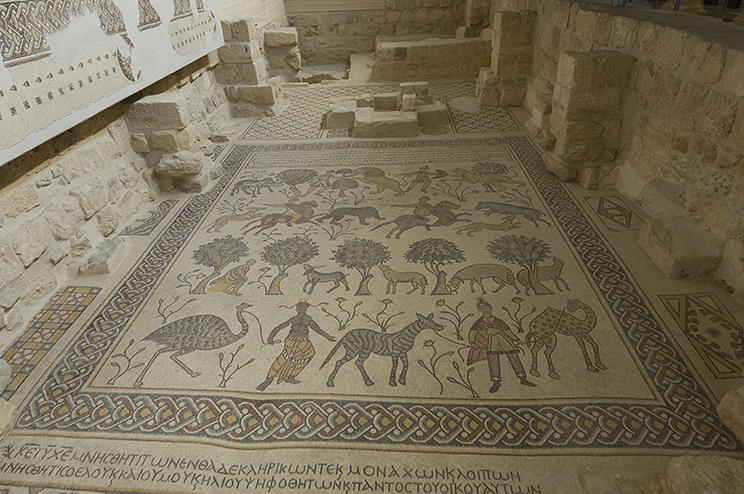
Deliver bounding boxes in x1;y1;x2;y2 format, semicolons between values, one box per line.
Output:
545;51;635;183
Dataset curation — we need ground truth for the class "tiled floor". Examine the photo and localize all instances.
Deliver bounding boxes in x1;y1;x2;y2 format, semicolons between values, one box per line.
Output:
1;81;742;494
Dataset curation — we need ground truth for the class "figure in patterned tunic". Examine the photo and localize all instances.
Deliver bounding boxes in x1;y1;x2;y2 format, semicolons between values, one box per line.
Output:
467;298;536;393
256;301;336;391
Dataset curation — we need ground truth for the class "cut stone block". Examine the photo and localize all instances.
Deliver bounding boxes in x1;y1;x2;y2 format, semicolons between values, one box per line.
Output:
374;93;399;112
352;108;419;138
11;218;46;267
0;239;24;292
499;86;527;106
44;196;84;240
218;42;260;64
96;205;119;237
264;28;298;48
126;93;190;131
130;133;149;154
551;114;604;143
156;151;205;178
401;94;417;112
665;456;744;494
400;82;429;96
326;99;358;129
476;67;500;106
12;263;57;306
416;101;448;127
69;177;108;219
150;131;179;152
638;216;721;278
0;184;39;219
718;385;744;442
357;94;374;108
79;237;128;276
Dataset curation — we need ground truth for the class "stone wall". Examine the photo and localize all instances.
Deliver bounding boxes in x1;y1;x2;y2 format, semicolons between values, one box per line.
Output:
484;0;744;301
0;56;230;352
286;0;491;65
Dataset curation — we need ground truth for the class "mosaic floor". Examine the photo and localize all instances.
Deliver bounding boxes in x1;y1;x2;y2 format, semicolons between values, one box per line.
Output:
1;83;744;494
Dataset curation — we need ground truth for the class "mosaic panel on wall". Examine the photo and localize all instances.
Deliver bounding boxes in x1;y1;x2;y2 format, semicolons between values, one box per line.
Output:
0;0;223;164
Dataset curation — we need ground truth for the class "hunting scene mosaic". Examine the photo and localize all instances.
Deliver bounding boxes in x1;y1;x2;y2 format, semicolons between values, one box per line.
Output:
4;136;738;457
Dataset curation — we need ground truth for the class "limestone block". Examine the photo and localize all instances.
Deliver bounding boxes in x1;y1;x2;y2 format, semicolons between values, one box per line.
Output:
374;93;399;112
44;196;84;240
611;16;639;50
551;114;603;143
493;11;522;33
117;164;140;189
150;131;179;152
155;151;205;178
357;94;374;108
71;236;91;258
226;85;277;106
11;219;46;267
401;94;417;112
696;44;725;85
69;177;108;219
400;82;429;96
416;101;448;126
544;154;577;182
718;385;744;442
498;86;527;106
175;123;200;151
557;51;634;90
230;19;257;43
264;28;298;48
0;240;24;292
602;120;621;143
48;244;68;265
130;133;150;154
591;12;611;46
13;263;57;306
475;68;500;106
78;237;127;276
638;216;720;278
126;93;190;131
579;167;599;190
556;141;604;163
0;184;39;219
352;108;419;138
108;177;125;204
287;47;302;71
5;305;24;332
640;117;675;162
699;89;738;140
218;42;260;64
214;64;241;84
724;51;744;98
96;205;119;237
326;99;358;129
118;190;145;219
641;25;689;71
665;456;744;494
242;59;267;86
716;147;742;169
553;85;622;119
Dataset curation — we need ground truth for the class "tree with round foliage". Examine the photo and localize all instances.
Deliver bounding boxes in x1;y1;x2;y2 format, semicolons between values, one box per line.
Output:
487;235;553;295
190;236;250;294
277;169;318;201
332;238;390;296
261;236;319;295
404;238;466;295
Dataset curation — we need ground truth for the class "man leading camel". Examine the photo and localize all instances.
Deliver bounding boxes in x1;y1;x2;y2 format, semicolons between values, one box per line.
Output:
467;298;536;393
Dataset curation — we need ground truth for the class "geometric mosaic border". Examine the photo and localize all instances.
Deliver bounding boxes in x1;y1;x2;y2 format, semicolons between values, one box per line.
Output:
12;139;740;453
2;286;101;401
